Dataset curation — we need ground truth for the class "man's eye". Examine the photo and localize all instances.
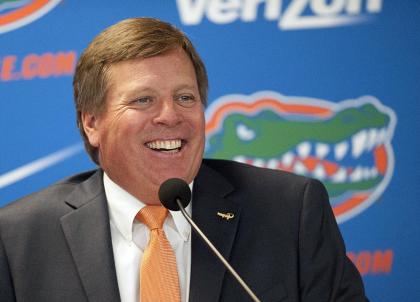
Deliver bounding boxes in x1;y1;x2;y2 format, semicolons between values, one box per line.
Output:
176;94;197;107
133;97;153;105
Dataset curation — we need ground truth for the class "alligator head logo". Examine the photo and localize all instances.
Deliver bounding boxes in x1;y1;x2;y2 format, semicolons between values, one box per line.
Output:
205;91;397;223
0;0;61;34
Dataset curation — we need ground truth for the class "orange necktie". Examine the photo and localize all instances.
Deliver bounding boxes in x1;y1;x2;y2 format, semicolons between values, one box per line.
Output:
136;206;181;302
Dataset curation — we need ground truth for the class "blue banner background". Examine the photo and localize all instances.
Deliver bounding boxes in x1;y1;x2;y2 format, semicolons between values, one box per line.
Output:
1;1;419;300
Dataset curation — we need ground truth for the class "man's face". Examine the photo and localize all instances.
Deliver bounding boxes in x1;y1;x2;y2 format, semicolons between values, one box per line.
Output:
83;48;205;204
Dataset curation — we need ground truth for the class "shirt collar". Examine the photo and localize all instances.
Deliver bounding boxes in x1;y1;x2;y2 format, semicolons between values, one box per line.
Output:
103;173;192;242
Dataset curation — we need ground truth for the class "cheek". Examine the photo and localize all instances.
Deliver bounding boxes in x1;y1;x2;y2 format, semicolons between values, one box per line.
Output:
108;111;146;137
197;115;206;143
191;108;205;130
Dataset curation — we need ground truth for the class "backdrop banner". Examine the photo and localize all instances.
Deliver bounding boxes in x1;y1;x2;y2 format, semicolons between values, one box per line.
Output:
1;1;419;300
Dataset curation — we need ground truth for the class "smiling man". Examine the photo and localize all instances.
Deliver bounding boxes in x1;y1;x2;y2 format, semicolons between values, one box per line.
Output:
0;18;368;302
81;48;205;205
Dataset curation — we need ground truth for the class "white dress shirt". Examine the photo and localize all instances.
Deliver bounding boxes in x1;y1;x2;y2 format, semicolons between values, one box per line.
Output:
104;173;192;302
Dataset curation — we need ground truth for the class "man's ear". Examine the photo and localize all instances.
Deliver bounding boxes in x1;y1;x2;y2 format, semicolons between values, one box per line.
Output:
81;112;100;147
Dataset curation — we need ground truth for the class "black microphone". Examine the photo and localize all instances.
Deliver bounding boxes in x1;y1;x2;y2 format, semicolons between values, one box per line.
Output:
158;178;191;210
159;178;261;302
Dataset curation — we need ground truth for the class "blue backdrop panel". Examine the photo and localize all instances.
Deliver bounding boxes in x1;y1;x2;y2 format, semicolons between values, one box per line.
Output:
1;1;419;301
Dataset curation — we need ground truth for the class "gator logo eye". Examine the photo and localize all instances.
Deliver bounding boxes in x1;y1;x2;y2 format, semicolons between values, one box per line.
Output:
236;124;256;141
205;91;397;223
0;0;61;35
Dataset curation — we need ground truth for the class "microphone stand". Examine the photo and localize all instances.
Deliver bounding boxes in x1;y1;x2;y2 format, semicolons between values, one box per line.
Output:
176;198;261;302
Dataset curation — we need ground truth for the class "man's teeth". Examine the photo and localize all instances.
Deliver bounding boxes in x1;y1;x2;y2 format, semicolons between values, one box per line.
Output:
147;140;182;150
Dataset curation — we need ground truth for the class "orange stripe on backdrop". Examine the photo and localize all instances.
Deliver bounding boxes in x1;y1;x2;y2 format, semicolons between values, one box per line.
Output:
206;98;332;133
374;145;387;175
333;193;369;216
0;0;49;25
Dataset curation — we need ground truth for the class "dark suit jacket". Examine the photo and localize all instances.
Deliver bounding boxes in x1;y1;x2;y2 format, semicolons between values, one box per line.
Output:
0;159;368;302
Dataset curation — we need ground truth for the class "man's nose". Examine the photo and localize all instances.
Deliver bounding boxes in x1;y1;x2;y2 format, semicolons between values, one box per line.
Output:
152;99;182;126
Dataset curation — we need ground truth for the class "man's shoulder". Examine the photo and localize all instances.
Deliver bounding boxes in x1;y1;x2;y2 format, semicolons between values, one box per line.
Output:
0;169;100;220
199;159;329;226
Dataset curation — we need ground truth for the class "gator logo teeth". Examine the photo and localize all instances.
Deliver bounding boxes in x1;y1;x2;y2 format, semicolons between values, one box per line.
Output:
0;0;61;34
205;91;397;223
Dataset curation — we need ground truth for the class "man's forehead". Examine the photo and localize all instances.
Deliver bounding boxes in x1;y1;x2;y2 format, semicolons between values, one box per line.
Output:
103;51;198;102
109;47;189;69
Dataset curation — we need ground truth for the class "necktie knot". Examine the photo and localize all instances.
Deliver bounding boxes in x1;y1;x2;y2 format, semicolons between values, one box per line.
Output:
136;205;168;230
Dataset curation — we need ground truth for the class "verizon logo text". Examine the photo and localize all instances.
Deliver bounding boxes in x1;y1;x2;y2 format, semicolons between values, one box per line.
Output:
177;0;383;30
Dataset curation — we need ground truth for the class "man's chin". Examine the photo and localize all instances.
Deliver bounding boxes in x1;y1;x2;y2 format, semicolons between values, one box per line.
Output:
152;171;193;186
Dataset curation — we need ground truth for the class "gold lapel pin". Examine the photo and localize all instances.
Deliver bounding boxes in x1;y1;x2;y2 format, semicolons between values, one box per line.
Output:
217;212;235;221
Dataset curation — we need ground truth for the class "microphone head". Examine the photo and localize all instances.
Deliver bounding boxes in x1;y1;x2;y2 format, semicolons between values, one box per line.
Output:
159;178;191;211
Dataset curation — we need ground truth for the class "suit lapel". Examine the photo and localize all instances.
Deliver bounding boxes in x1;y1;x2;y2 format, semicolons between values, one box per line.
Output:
60;170;121;302
189;163;241;302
